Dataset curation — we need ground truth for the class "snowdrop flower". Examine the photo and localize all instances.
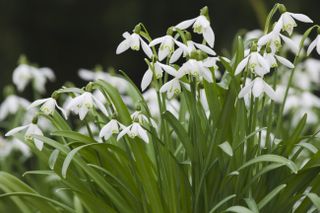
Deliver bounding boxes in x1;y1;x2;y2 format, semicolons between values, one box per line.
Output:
0;95;30;121
117;122;149;143
149;35;176;61
244;29;263;42
170;40;216;63
78;69;128;93
0;137;14;158
99;119;124;140
175;15;215;48
5;123;44;151
12;64;55;93
66;92;109;120
264;52;294;68
238;77;278;101
179;58;215;83
28;98;67;118
307;34;320;55
12;64;35;92
141;62;164;91
159;65;185;98
235;51;270;77
274;12;313;36
116;31;153;58
258;31;298;54
304;59;320;83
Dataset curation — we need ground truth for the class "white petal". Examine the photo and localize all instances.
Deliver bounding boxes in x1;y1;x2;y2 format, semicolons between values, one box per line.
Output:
193;42;216;55
34;139;44;151
149;36;166;47
78;69;95;81
169;48;183;63
263;81;278;101
140;38;153;58
92;96;109;117
158;63;177;77
203;27;215;48
160;81;173;93
122;32;130;39
79;107;89;120
238;80;254;98
5;125;30;136
117;126;131;141
201;68;213;83
235;57;249;75
289;12;313;23
317;37;320;55
252;78;264;98
141;69;153;91
257;54;270;71
28;98;51;110
158;48;170;61
307;38;317;55
55;103;68;119
258;33;272;46
116;39;130;54
280;34;299;54
137;125;149;143
175;18;197;30
275;55;294;68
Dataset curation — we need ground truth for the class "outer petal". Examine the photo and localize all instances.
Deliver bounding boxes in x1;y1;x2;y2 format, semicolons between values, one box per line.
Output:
149;36;165;47
317;37;320;55
28;98;51;110
280;34;299;54
141;69;153;91
275;55;294;68
307;38;317;55
169;48;183;63
252;78;264;98
158;63;177;77
137;125;149;143
263;81;278;101
79;107;89;120
235;57;249;75
158;48;170;61
55;103;68;119
116;39;130;54
160;81;173;93
78;69;95;81
34;139;44;151
175;18;197;30
140;38;153;58
258;33;272;46
117;126;131;141
5;125;30;136
92;95;109;117
257;54;270;71
238;80;254;98
201;68;213;83
289;12;313;23
203;27;215;48
193;42;216;55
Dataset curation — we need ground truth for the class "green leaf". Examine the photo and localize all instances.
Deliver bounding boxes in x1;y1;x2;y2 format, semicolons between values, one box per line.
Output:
308;193;320;210
258;184;286;209
209;194;236;213
238;154;298;174
225;206;256;213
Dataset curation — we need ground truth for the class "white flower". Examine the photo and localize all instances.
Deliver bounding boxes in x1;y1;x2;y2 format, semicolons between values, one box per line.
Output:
28;98;67;118
258;31;298;54
5;123;44;151
170;40;216;63
160;78;181;99
307;35;320;55
12;64;35;92
99;119;124;140
78;69;129;93
116;32;153;58
66;92;109;120
12;64;55;93
264;53;294;68
235;52;270;77
149;35;176;61
117;122;149;143
141;62;164;91
274;12;313;36
175;15;215;47
238;77;278;101
179;58;215;82
244;29;263;42
0;95;30;121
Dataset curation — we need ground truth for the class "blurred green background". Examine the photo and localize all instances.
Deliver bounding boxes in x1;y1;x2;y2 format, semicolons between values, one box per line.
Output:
0;0;319;96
